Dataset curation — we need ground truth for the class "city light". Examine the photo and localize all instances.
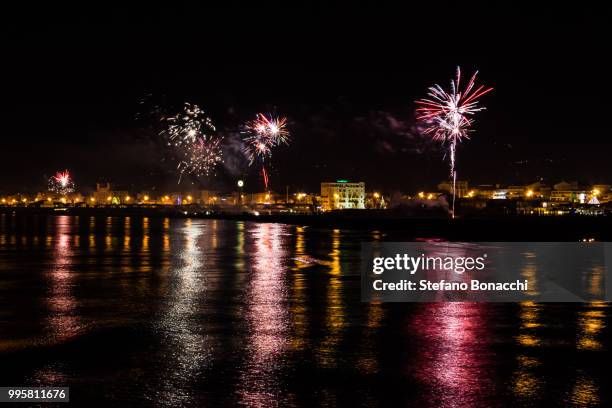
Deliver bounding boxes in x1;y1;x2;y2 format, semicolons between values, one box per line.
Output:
237;180;244;188
593;189;600;196
418;192;425;199
373;192;380;198
526;190;534;198
144;195;149;201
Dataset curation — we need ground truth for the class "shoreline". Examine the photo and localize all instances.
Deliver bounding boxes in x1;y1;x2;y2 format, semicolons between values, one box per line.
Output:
2;206;611;240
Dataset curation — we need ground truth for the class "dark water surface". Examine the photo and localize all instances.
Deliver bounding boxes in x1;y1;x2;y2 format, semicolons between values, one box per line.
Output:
0;214;610;407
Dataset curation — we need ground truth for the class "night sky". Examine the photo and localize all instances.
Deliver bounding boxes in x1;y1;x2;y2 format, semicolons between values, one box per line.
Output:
1;3;611;194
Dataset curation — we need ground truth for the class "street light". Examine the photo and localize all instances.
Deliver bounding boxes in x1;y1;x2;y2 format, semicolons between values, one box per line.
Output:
237;180;244;205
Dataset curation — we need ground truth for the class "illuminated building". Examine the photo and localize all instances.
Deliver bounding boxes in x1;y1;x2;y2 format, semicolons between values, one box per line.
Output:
320;180;365;210
198;190;219;205
549;181;584;203
92;182;129;204
437;180;469;198
246;192;280;205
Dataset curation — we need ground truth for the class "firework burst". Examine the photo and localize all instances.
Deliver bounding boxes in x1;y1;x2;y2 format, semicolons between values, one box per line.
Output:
416;67;493;217
177;135;224;183
242;113;290;190
161;102;216;147
160;102;224;183
48;170;75;195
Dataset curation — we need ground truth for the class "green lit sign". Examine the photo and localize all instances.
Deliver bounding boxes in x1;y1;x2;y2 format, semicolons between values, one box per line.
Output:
336;179;348;183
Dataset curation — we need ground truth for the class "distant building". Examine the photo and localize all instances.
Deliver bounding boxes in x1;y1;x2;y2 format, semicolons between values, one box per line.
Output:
198;190;219;205
365;192;387;209
320;181;365;210
92;182;129;204
247;192;280;205
437;180;469;198
550;181;583;203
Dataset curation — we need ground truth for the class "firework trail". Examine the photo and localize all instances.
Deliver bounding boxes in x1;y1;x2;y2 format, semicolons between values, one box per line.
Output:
161;102;216;147
243;113;290;190
48;170;76;195
416;67;493;217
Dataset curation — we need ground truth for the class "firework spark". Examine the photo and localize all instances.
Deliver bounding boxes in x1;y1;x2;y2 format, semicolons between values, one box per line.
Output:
48;170;75;195
160;102;224;183
416;67;492;217
161;102;216;147
243;113;290;190
177;135;224;183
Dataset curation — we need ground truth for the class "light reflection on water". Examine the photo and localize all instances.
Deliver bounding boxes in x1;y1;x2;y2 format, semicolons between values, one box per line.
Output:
239;223;290;406
46;216;83;343
0;215;610;407
412;302;495;407
154;218;214;406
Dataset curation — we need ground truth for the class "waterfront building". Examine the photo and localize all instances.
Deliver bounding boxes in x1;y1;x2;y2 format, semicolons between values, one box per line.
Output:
247;192;281;205
92;182;130;205
365;192;387;209
437;180;469;198
198;190;219;205
549;181;584;203
320;181;365;210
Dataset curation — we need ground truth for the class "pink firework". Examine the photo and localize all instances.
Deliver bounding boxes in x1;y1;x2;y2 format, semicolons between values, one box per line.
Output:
54;170;70;186
246;113;290;146
243;113;290;190
49;169;75;195
416;67;493;217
